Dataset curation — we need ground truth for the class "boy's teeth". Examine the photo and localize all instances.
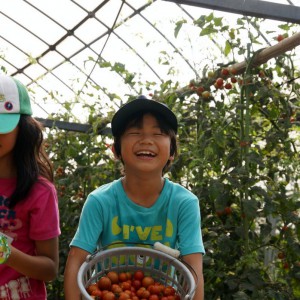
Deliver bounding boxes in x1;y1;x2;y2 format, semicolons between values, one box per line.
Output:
137;151;155;156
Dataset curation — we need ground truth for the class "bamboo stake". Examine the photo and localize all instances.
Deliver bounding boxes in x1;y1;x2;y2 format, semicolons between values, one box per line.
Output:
231;32;300;75
175;31;300;96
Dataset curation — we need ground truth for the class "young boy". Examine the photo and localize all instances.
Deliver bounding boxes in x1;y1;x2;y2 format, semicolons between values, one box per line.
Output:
64;95;205;299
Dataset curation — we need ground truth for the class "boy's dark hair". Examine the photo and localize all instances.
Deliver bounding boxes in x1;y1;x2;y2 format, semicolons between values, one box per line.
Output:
113;111;178;175
8;115;54;208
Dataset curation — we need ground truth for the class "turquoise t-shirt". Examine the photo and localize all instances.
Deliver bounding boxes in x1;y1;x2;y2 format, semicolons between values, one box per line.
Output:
71;178;204;256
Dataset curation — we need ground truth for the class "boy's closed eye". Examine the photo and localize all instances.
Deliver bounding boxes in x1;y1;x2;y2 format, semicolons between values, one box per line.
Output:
127;131;166;137
127;131;141;135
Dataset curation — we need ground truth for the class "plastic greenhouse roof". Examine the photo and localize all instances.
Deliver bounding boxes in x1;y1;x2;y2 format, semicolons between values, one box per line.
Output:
0;0;299;131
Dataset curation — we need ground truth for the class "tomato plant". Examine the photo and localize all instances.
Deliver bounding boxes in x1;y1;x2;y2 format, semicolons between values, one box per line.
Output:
45;9;300;300
221;68;229;76
215;77;224;87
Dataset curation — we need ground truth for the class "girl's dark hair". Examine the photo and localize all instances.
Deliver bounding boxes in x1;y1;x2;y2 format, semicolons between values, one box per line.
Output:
113;111;178;175
8;115;53;208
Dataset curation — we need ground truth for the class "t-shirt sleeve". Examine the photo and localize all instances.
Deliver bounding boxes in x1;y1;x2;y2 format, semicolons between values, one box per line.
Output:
177;195;205;256
29;181;60;240
70;194;104;253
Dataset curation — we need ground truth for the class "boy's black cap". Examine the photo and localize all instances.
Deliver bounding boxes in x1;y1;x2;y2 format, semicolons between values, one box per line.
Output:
111;95;178;136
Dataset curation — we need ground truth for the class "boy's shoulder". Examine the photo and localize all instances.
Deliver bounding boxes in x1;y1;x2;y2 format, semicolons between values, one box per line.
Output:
90;178;121;197
165;178;197;199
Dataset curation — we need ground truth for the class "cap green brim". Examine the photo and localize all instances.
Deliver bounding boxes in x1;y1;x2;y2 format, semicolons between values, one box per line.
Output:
0;114;20;133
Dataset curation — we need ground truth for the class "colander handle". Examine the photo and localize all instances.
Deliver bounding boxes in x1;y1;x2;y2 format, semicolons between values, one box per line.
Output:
86;242;181;262
153;242;181;258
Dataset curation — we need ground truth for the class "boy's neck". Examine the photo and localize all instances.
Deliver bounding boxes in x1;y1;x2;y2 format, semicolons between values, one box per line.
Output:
121;175;165;208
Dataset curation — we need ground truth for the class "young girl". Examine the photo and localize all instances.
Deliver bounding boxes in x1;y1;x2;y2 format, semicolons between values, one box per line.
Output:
64;96;205;299
0;74;60;299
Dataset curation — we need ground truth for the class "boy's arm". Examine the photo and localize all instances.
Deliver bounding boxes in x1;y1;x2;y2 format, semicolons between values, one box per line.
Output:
64;246;89;300
182;253;204;300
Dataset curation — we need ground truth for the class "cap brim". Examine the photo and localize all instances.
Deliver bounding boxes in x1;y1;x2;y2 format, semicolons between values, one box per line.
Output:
0;114;20;133
111;98;177;136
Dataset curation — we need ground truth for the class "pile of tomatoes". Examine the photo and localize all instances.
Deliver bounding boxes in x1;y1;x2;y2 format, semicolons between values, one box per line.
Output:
86;269;181;300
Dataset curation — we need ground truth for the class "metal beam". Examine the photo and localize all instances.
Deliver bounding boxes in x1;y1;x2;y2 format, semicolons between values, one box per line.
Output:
164;0;300;24
36;118;112;135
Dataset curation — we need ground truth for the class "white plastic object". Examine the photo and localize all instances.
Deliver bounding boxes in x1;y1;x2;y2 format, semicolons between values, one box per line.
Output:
153;242;180;258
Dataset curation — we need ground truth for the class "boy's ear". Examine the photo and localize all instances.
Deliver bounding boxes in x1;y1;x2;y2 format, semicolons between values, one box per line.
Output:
111;144;119;159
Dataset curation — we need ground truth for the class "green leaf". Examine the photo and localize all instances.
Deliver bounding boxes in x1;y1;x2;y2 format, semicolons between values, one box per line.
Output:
200;27;218;36
224;40;232;56
206;12;214;22
214;17;223;27
214;129;226;148
193;15;206;27
99;61;111;68
174;19;187;38
242;199;258;218
278;24;290;30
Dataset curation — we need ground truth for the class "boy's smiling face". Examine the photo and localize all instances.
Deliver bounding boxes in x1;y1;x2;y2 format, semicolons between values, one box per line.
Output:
119;113;174;176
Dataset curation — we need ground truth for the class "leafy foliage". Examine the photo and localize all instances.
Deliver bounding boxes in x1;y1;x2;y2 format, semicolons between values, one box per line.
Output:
39;15;300;300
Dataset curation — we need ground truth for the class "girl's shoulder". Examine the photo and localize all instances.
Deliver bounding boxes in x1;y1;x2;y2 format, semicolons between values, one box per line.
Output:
17;177;58;209
33;176;57;195
37;176;55;186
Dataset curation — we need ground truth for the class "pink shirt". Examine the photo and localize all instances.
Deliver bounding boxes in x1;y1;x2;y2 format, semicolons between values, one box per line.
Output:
0;177;60;300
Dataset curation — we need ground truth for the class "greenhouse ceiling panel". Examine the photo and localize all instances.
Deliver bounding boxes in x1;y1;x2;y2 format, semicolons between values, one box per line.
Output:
0;0;299;127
